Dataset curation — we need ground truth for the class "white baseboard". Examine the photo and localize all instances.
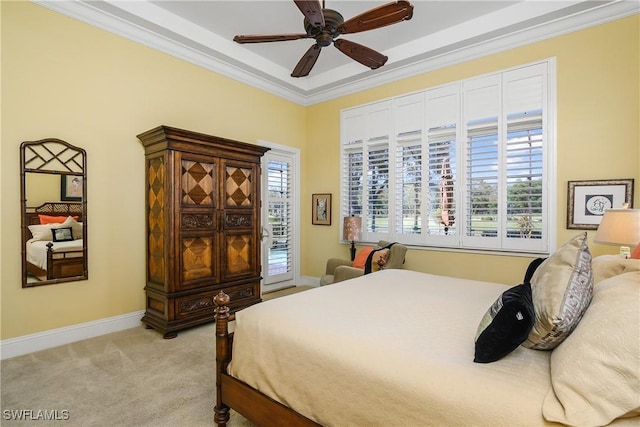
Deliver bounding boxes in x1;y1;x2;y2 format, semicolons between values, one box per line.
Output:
1;281;320;360
0;310;145;360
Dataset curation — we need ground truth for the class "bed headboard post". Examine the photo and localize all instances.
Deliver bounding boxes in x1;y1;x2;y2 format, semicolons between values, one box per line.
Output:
214;291;231;426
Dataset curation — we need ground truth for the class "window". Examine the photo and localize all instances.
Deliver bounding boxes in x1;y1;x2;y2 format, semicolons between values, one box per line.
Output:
340;61;554;254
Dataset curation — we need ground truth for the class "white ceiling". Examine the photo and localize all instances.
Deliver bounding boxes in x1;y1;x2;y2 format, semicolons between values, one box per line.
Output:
36;0;638;105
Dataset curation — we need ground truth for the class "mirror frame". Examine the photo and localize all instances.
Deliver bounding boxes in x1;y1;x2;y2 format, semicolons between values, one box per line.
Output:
20;138;88;287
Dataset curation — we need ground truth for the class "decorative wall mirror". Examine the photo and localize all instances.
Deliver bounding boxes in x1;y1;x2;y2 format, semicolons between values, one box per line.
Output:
20;138;87;287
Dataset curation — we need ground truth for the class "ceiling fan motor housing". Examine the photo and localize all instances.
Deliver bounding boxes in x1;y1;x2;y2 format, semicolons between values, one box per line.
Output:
305;9;344;46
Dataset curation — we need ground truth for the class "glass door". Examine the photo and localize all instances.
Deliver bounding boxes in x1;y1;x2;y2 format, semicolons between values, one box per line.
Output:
262;150;297;289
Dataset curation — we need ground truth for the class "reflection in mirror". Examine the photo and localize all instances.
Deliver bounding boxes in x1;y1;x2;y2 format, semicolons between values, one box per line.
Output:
21;139;87;287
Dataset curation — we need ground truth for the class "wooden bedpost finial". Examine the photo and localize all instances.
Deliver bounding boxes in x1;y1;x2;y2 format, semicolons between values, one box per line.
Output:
214;291;230;312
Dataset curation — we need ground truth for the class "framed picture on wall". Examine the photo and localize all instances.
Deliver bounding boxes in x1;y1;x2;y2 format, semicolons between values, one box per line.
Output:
61;175;83;201
312;193;331;225
567;178;634;229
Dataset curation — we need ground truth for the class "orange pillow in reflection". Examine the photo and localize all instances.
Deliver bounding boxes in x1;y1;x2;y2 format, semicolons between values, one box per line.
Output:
630;244;640;259
39;214;79;224
352;247;374;269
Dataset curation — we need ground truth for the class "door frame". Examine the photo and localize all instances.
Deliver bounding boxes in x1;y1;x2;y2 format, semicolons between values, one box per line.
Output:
258;140;301;292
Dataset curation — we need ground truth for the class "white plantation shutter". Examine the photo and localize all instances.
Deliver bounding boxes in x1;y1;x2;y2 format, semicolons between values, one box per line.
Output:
341;101;393;241
395;93;424;135
367;143;390;234
425;86;459;246
462;66;548;252
502;64;547;252
465;117;500;243
342;148;364;218
265;157;293;282
341;107;366;229
342;107;366;146
367;101;392;140
341;60;553;254
396;139;422;236
505;112;543;241
463;76;501;249
395;93;424;243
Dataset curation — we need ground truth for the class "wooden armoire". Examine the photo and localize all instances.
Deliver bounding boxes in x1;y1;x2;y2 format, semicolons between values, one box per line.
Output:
137;126;269;338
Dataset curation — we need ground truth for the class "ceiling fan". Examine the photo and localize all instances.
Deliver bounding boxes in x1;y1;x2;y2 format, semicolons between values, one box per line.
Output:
233;1;414;78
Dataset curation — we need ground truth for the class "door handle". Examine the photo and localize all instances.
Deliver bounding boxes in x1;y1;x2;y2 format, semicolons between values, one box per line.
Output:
261;226;270;241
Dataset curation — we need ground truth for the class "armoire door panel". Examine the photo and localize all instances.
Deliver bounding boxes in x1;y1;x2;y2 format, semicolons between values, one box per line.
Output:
223;233;256;278
181;158;217;206
224;164;254;208
180;235;216;283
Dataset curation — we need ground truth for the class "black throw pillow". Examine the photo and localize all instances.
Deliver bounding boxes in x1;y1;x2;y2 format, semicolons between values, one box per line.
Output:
52;227;74;242
523;257;546;284
474;283;534;363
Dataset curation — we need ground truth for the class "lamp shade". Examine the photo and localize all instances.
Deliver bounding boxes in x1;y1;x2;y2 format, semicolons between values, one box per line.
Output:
343;216;362;241
594;209;640;246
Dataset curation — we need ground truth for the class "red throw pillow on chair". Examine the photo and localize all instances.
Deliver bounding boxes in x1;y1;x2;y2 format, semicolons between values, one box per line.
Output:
630;243;640;259
352;247;374;269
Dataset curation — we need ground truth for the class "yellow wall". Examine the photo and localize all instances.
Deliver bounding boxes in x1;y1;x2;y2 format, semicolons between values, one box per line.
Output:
25;174;60;207
2;2;638;340
1;2;306;339
306;14;639;282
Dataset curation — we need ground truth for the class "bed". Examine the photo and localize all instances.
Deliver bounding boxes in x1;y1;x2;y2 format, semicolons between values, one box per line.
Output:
24;202;85;281
213;235;640;427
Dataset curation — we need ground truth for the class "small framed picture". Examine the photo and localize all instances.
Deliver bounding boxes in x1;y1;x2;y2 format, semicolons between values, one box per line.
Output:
567;179;634;229
61;175;83;201
312;193;331;225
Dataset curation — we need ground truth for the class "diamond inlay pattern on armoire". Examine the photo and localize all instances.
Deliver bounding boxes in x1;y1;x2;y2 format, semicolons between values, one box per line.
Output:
182;237;213;282
182;160;214;205
148;157;165;283
226;235;251;274
226;167;252;207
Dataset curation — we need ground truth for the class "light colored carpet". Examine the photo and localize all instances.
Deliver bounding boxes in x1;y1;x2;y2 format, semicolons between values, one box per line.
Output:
263;285;313;300
1;286;313;427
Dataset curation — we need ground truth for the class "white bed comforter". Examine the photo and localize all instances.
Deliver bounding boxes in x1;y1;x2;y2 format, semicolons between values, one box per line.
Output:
26;238;83;270
229;269;556;426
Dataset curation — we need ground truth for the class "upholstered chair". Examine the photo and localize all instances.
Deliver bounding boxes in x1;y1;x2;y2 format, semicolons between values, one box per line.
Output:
320;240;408;286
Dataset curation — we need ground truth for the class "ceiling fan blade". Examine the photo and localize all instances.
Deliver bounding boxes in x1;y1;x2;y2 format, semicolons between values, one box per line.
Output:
294;0;325;30
291;44;322;77
334;39;388;70
233;34;309;44
337;0;414;35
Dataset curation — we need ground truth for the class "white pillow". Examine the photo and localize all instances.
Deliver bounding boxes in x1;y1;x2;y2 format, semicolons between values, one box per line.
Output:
28;216;83;241
592;254;640;284
64;216;83;240
543;271;640;426
523;232;593;350
28;223;54;241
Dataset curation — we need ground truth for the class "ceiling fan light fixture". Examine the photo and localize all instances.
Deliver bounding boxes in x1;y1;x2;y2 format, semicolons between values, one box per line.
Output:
317;33;333;47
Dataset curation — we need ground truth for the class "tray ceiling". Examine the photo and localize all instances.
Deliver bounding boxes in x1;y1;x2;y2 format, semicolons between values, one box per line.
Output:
36;1;638;105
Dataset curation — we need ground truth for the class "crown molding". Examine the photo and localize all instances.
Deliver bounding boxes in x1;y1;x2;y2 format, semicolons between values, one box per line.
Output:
34;1;639;106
